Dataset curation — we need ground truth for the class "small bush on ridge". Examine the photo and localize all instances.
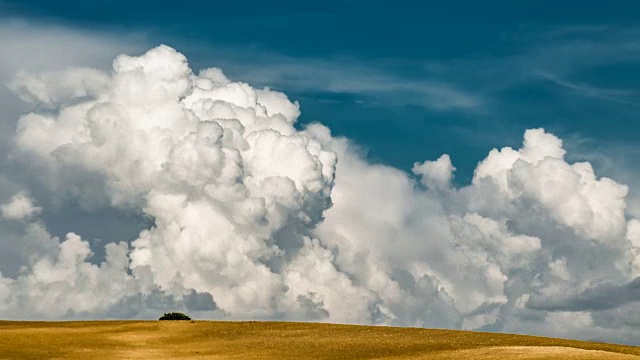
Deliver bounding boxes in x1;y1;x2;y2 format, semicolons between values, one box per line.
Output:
159;312;192;320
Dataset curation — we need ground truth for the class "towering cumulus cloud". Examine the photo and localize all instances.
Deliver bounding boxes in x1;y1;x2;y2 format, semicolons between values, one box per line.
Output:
1;46;639;344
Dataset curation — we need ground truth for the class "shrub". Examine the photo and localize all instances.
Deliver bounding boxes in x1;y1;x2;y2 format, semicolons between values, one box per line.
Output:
159;312;192;320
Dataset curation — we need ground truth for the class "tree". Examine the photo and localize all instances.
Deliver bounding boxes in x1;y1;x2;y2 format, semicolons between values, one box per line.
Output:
159;312;192;320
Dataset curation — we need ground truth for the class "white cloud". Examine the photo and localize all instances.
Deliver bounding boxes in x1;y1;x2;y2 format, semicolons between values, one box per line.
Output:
627;220;640;276
1;43;639;345
413;154;456;190
473;129;628;242
0;19;150;211
4;44;343;321
1;192;41;220
8;68;111;107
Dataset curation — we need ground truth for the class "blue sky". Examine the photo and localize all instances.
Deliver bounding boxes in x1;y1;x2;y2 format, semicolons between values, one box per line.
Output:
3;0;640;184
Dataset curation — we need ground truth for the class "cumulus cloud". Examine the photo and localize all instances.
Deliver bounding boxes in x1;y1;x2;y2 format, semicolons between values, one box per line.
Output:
1;192;42;220
412;154;455;190
1;44;639;345
472;128;628;242
528;277;640;312
8;68;111;107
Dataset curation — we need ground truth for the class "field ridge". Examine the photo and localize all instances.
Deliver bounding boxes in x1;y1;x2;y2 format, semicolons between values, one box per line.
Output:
0;320;638;359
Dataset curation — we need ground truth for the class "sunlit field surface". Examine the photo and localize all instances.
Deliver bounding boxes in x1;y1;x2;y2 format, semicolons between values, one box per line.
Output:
1;321;639;359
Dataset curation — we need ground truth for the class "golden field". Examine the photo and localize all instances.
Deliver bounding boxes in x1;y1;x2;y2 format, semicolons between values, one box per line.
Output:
0;320;638;359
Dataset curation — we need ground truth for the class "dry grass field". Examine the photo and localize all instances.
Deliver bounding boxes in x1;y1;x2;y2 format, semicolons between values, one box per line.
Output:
0;320;638;359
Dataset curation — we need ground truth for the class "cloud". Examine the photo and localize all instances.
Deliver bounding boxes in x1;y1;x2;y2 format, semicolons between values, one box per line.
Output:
536;70;637;104
197;50;481;111
528;277;640;312
8;68;111;107
0;19;148;142
412;154;456;190
473;128;628;242
311;124;638;341
0;19;150;215
3;44;346;322
0;20;147;73
0;192;41;220
1;44;639;345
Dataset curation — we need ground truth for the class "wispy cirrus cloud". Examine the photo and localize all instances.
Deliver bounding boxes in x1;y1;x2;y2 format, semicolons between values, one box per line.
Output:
197;50;482;111
413;25;640;99
535;70;638;104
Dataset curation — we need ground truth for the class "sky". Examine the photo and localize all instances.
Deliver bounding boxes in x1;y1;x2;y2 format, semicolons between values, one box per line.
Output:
0;0;640;345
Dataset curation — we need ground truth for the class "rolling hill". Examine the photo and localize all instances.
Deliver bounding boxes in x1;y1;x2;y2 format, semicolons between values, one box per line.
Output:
0;320;638;359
